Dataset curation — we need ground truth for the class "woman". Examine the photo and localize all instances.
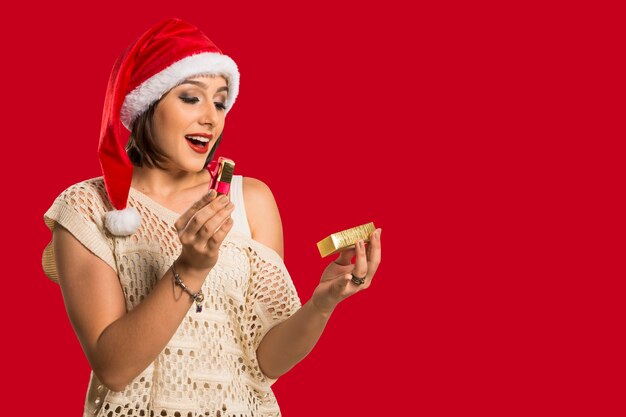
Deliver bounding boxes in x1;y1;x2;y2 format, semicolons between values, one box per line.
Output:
42;18;382;417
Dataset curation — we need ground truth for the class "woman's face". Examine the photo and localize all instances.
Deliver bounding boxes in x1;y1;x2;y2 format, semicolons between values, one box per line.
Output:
151;75;228;172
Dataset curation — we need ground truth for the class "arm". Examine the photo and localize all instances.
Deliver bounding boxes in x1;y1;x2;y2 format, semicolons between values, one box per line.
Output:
54;192;234;392
244;177;382;379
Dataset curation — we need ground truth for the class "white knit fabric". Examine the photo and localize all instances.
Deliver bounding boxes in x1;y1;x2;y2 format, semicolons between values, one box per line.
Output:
42;177;301;417
229;175;252;239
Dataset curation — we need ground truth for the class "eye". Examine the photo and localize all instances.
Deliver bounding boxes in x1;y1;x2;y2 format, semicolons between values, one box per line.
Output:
180;95;199;104
214;102;226;111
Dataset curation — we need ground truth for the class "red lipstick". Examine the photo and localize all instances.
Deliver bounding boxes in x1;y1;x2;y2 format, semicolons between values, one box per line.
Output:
185;133;213;154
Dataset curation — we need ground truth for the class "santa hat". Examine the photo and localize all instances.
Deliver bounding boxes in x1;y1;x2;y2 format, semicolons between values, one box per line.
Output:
98;18;239;236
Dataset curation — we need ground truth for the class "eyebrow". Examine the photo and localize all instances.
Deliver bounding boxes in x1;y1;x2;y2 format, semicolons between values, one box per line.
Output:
179;79;229;93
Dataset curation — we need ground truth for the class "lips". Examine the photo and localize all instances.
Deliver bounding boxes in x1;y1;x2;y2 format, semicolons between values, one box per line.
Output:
185;134;212;154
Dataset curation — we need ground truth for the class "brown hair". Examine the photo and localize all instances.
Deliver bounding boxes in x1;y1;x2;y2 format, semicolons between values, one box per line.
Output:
125;100;171;169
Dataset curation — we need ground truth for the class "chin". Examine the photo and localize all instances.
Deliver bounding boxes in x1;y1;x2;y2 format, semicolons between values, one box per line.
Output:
171;159;205;174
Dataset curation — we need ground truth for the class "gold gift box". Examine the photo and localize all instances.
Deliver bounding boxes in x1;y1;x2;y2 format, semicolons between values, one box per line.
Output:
316;222;376;257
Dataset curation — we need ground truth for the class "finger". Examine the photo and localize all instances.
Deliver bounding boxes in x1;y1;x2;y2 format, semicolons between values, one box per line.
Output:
174;190;217;231
366;228;382;279
350;239;368;283
196;203;234;239
184;196;232;236
206;216;234;252
193;199;233;239
337;273;352;293
195;219;213;244
334;248;356;266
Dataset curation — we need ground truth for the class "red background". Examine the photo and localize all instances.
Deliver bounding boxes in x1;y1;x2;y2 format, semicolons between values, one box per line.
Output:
1;0;623;415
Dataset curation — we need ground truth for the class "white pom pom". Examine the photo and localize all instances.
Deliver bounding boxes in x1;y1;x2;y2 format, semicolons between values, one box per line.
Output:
105;207;141;236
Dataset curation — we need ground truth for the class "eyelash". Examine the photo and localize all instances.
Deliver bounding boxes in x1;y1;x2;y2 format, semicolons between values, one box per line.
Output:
180;96;226;110
180;96;199;104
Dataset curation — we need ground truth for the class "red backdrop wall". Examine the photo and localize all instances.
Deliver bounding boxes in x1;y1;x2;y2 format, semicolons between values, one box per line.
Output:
1;0;623;415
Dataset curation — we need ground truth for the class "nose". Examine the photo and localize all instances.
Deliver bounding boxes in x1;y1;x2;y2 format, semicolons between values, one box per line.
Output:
200;101;219;127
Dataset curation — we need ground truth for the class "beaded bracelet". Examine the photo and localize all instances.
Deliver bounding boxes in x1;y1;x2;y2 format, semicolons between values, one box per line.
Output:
171;261;205;313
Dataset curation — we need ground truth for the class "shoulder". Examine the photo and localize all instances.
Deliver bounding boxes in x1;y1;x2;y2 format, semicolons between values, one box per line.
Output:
44;177;117;277
242;177;274;201
48;177;113;223
241;177;278;219
241;177;284;259
56;177;109;204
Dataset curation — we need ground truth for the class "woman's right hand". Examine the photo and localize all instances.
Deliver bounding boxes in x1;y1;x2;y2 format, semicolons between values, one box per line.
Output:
174;190;235;272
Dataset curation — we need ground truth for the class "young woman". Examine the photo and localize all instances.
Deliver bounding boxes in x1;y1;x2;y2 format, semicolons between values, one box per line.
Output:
42;18;382;417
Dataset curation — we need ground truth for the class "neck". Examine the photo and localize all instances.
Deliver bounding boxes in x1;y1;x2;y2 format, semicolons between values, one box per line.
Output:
131;165;210;198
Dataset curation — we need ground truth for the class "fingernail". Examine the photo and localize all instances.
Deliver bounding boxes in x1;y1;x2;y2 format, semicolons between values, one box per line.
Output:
219;195;229;203
376;229;381;239
208;189;216;197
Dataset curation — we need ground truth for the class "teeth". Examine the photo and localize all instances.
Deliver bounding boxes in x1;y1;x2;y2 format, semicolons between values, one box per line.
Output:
186;135;210;143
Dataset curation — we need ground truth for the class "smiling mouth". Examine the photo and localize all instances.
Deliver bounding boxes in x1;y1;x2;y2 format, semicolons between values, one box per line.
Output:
185;135;210;152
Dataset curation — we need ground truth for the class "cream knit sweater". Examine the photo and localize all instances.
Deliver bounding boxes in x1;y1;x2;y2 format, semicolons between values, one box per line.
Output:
42;177;301;417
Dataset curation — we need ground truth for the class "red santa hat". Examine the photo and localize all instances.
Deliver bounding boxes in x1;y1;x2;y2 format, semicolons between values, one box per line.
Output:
98;18;239;236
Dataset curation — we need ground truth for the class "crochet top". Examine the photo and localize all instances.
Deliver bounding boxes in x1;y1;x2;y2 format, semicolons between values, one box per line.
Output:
42;176;301;417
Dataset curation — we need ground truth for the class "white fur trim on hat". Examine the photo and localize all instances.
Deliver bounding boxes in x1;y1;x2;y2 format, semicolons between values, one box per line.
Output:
120;52;240;130
105;207;142;236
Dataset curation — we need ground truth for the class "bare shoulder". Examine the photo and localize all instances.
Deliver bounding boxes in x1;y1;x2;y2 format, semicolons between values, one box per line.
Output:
242;177;274;201
242;177;284;259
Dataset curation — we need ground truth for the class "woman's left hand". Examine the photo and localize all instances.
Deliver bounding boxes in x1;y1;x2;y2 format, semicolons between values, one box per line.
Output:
311;228;382;314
